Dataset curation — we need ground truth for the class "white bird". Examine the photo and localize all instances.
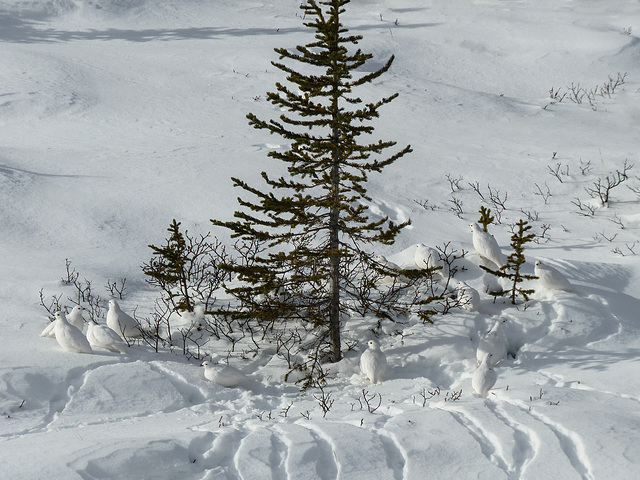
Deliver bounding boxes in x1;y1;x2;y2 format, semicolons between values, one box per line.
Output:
476;318;508;367
107;299;142;338
67;305;86;332
414;243;449;277
457;281;480;311
482;273;514;298
175;304;207;330
86;322;129;354
375;255;407;284
360;339;388;384
53;311;93;354
534;260;573;292
40;320;57;338
40;305;85;338
201;361;248;388
470;223;505;268
472;353;497;398
375;254;400;271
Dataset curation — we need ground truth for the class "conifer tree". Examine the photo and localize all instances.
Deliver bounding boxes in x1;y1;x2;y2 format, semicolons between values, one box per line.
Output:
143;220;230;313
143;219;193;312
478;206;494;232
481;219;537;304
212;0;412;365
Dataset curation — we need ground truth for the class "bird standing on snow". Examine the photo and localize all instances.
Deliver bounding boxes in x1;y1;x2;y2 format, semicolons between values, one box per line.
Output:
476;317;508;367
414;243;449;277
375;255;408;284
174;304;207;330
470;223;505;268
457;281;480;311
360;339;388;384
473;353;497;398
107;299;142;338
86;322;129;354
67;305;86;332
40;319;57;338
54;311;93;354
534;260;573;292
201;361;248;388
40;305;85;338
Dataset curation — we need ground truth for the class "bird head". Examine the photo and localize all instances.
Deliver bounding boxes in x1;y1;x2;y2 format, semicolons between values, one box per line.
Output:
367;339;381;350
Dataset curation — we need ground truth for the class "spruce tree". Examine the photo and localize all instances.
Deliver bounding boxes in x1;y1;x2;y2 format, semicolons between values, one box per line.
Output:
212;0;412;365
143;219;193;312
478;206;494;232
481;219;537;304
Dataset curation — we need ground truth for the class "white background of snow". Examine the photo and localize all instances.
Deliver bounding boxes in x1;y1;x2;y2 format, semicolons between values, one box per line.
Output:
1;0;640;478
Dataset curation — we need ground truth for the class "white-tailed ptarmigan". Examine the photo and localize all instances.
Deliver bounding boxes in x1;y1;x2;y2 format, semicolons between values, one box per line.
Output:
40;305;85;338
173;304;207;331
476;317;508;367
54;311;93;354
414;243;449;277
107;299;142;338
40;319;57;338
201;361;248;388
470;223;505;268
86;322;129;354
457;281;480;311
375;255;408;284
360;339;388;384
67;305;86;332
534;260;573;292
473;353;497;398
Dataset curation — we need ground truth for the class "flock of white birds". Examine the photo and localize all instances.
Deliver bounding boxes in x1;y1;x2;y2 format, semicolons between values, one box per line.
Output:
40;300;138;354
362;223;574;397
39;224;573;395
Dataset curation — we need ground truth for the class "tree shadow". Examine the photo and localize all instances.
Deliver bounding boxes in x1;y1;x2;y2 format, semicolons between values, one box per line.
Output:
0;13;440;44
0;17;304;43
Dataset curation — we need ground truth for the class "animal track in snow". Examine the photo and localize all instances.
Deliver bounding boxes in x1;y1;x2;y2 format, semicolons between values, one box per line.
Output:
485;401;537;478
235;425;287;480
148;361;206;405
446;408;512;475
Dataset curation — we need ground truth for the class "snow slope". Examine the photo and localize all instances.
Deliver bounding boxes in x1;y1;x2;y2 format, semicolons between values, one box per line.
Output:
1;0;640;478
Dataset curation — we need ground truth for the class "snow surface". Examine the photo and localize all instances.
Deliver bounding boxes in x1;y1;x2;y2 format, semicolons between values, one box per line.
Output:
2;0;640;478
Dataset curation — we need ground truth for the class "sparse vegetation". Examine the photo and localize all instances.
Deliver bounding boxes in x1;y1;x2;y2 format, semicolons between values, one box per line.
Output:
481;219;537;304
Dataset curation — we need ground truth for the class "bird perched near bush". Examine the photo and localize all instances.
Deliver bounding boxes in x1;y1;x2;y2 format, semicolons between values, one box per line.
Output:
457;281;480;311
107;299;142;338
473;353;497;398
53;311;93;354
375;255;408;284
360;339;388;384
41;305;85;338
201;360;248;388
470;223;505;268
67;305;86;332
414;243;449;277
86;322;129;354
476;317;508;367
40;319;57;338
534;260;573;292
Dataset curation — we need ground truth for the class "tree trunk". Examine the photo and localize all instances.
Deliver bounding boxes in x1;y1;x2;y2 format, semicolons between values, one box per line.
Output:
328;122;341;363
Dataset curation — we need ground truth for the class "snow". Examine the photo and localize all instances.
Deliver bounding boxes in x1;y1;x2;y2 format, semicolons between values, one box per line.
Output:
1;0;640;478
